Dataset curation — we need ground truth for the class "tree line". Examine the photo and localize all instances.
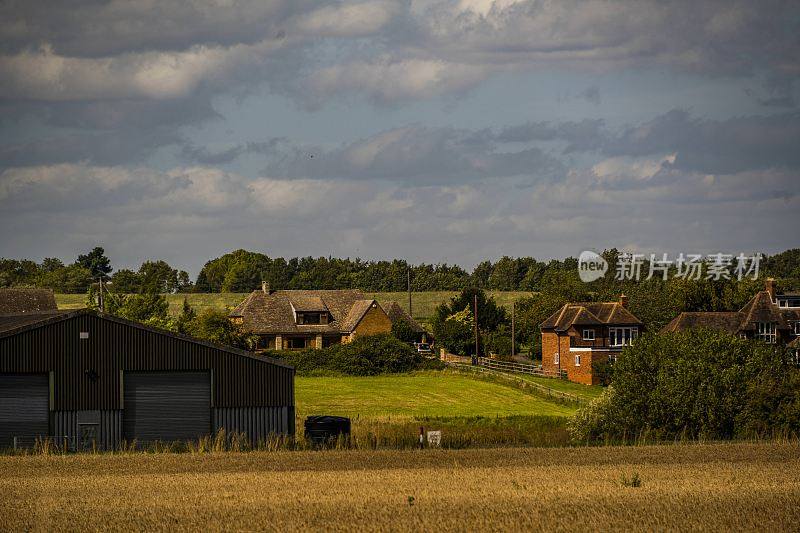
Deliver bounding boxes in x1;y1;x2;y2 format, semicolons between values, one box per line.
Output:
3;247;798;295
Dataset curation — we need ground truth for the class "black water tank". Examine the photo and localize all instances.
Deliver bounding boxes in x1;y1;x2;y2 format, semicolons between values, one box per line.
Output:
304;415;351;444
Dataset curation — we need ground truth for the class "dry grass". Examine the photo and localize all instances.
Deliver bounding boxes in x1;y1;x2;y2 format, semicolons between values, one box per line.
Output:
1;442;798;531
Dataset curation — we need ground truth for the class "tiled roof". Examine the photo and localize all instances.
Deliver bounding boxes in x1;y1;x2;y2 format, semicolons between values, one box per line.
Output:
381;301;426;333
0;288;58;315
661;288;799;335
739;291;790;331
230;289;385;334
541;301;642;331
661;312;743;334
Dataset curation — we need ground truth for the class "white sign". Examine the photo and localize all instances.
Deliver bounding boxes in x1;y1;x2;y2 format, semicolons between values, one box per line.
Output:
79;332;89;339
427;430;441;447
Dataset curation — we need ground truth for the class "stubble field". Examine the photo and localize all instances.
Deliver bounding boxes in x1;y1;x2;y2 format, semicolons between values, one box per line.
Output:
2;442;798;531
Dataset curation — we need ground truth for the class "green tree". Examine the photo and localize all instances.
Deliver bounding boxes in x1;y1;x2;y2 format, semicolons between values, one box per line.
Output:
40;257;64;272
110;269;141;293
391;318;419;344
569;329;800;442
183;309;254;350
76;247;112;279
138;260;178;293
488;256;521;290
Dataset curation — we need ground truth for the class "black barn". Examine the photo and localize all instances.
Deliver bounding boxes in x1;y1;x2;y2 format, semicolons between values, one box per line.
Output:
0;307;294;450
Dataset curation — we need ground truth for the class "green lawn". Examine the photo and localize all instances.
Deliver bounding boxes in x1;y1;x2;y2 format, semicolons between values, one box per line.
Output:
295;372;576;419
515;375;605;400
56;290;534;321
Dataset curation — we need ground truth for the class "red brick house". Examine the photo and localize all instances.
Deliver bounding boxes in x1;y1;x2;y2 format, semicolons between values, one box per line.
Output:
230;283;409;351
662;279;800;358
540;295;643;385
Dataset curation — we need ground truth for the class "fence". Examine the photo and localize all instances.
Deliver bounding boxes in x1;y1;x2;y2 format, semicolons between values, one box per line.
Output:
476;357;565;378
444;362;586;404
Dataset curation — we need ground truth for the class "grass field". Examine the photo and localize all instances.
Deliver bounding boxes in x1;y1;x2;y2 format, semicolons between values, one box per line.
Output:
516;374;605;400
55;290;534;321
296;371;576;448
296;372;576;419
2;442;798;531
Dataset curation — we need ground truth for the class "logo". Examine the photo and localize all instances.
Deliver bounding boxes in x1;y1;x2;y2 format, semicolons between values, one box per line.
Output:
578;250;608;282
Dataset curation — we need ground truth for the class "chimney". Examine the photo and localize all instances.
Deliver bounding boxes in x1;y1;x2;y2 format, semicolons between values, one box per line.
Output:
619;293;628;308
262;281;269;294
765;278;776;300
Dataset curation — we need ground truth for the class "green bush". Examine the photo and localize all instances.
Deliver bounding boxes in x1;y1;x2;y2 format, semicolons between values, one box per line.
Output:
275;334;443;375
569;329;800;442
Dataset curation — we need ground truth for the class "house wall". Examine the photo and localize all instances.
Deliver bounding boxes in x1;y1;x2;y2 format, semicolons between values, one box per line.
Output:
351;305;393;338
542;329;615;385
541;331;570;377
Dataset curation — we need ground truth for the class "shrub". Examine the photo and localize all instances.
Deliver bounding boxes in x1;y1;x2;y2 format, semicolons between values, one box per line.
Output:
569;329;800;442
276;334;437;375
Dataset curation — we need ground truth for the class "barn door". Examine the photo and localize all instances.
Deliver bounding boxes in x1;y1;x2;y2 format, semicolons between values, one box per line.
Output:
0;374;49;448
123;371;210;443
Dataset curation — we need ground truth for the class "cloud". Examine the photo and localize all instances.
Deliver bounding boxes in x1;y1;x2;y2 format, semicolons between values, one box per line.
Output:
1;160;797;273
265;125;565;184
306;57;489;105
602;110;800;174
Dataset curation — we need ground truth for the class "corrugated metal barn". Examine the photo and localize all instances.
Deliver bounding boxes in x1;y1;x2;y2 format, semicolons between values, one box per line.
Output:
0;308;295;450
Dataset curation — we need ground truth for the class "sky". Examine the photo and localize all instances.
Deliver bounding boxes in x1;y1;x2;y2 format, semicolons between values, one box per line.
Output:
1;0;799;276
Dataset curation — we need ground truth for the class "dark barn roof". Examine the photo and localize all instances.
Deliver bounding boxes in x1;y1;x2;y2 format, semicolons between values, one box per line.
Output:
0;288;58;315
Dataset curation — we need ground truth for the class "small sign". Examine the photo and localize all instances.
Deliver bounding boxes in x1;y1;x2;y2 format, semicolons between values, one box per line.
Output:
427;430;441;447
79;332;89;339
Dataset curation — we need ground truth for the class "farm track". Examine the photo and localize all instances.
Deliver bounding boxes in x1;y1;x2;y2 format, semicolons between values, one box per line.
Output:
2;442;798;531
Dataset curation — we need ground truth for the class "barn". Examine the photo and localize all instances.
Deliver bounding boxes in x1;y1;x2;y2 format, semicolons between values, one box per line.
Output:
0;294;294;450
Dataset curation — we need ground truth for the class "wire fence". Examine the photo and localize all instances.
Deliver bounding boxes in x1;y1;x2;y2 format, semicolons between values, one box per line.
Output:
443;357;588;405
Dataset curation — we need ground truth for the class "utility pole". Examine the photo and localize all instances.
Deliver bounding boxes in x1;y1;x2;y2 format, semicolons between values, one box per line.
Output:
407;268;412;317
511;301;515;358
473;294;479;365
98;277;104;313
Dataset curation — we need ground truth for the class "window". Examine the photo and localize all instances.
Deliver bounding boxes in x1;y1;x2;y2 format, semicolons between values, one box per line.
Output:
286;337;311;349
582;329;595;341
574;353;581;366
554;352;560;365
793;321;800;336
756;322;777;344
609;327;639;347
608;353;617;363
298;313;323;325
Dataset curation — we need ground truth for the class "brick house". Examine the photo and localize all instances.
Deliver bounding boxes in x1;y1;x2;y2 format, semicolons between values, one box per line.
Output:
230;283;408;351
662;279;800;358
540;295;643;385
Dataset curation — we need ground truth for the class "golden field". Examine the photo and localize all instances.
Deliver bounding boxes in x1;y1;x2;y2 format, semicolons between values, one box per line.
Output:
1;442;799;531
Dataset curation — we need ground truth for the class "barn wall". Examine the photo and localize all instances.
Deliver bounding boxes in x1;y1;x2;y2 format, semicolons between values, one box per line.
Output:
50;410;122;450
213;406;295;444
0;313;294;411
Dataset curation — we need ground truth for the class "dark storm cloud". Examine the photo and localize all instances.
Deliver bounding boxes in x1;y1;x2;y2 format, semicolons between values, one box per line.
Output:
602;110;800;174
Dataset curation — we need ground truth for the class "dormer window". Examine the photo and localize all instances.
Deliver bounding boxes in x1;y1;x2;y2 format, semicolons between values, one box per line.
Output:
582;329;595;341
756;322;777;344
298;312;324;325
